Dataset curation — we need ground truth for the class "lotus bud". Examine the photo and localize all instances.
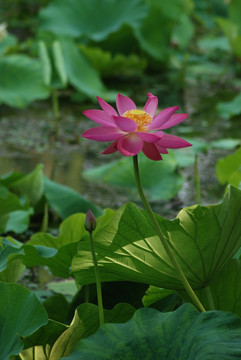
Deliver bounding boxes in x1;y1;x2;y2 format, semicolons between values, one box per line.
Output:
84;209;97;232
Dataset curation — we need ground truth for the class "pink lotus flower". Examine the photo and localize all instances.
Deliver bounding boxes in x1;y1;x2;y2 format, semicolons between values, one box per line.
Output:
82;93;192;161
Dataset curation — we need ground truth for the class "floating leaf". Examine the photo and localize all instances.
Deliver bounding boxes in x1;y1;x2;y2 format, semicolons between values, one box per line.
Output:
72;186;241;291
62;304;241;360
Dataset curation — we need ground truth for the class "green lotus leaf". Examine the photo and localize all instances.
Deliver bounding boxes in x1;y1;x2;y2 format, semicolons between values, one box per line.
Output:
72;186;241;290
0;55;49;108
62;303;241;360
50;303;135;360
39;0;147;41
0;282;48;359
9;164;44;206
44;177;102;219
216;147;241;187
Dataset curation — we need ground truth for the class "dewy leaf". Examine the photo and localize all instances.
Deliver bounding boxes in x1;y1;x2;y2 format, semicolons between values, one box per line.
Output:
0;55;49;108
62;303;241;360
0;283;48;360
72;186;241;290
50;303;135;360
39;0;147;41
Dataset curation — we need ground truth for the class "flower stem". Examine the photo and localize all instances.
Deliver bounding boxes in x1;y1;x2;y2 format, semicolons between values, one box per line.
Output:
133;155;205;312
88;230;105;325
203;286;215;310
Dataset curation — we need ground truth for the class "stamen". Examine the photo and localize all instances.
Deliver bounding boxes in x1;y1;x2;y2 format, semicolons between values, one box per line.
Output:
123;109;152;128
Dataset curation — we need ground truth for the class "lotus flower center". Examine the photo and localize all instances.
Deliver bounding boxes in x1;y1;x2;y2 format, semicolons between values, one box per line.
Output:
123;109;152;128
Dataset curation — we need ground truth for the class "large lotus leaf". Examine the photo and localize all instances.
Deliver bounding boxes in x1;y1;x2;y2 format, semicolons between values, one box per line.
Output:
50;303;135;360
62;303;241;360
199;258;241;317
39;0;147;41
72;186;241;290
83;153;183;201
0;55;49;108
20;320;67;360
0;282;48;360
216;147;241;187
44;177;102;219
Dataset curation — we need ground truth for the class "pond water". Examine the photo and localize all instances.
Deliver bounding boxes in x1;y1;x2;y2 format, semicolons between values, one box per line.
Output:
0;84;239;219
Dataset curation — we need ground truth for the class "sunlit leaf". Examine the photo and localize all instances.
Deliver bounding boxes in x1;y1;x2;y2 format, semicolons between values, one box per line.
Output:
20;320;67;360
72;186;241;290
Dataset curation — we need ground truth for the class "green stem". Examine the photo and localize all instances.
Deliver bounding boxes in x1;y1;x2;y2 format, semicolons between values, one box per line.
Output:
203;286;215;310
89;231;105;325
41;202;49;233
133;155;205;312
194;154;201;205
